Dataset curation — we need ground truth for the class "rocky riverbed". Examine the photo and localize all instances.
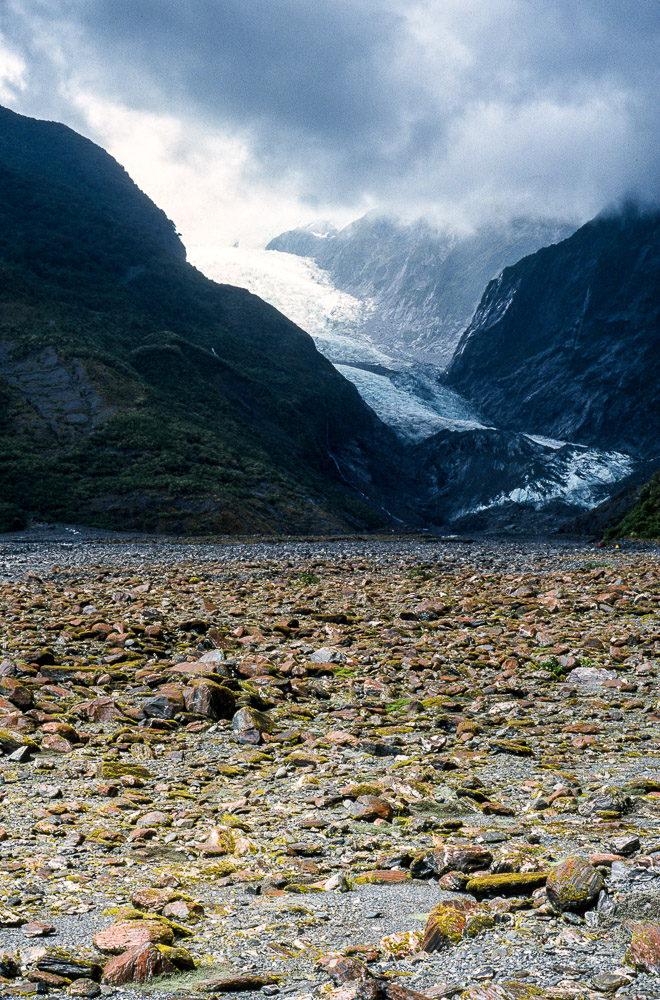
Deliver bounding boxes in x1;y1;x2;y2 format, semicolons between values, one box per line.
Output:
0;529;659;1000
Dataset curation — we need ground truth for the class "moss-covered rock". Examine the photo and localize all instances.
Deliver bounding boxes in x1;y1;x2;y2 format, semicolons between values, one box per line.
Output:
97;762;152;780
626;922;660;973
546;856;603;913
0;730;39;755
466;871;549;897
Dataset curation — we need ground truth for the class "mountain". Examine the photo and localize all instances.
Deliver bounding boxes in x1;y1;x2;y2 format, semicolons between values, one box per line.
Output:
0;106;411;534
267;213;576;365
445;206;660;458
0;106;185;263
606;469;660;539
1;106;652;537
193;220;638;530
186;245;490;443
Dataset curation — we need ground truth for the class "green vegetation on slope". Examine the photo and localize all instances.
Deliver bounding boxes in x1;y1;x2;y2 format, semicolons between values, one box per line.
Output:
0;113;394;534
605;469;660;540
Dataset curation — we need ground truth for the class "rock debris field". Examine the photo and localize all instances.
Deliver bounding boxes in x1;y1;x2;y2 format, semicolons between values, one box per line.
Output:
0;528;659;1000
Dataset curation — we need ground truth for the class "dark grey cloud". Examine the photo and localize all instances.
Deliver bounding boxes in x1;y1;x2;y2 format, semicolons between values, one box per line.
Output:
3;0;660;222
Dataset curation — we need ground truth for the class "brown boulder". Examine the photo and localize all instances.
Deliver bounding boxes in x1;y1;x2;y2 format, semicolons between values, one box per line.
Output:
232;706;273;744
184;679;235;720
101;943;175;984
427;844;493;877
318;952;371;983
353;796;394;822
0;677;33;709
421;899;479;951
93;920;173;954
131;888;180;912
546;856;603;912
626;923;660;973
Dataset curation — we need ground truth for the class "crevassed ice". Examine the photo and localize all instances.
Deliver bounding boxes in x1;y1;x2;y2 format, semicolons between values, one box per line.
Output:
334;365;487;442
187;244;483;432
470;447;634;512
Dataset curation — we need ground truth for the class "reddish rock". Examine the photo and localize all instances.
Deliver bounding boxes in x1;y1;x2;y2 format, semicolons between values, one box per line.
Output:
627;923;660;973
22;922;56;937
101;943;175;984
79;698;126;722
131;888;180;912
354;796;394;821
161;899;204;920
355;870;408;884
94;920;173;954
481;801;516;816
41;722;84;742
317;952;371;983
437;871;471;891
232;706;273;744
427;844;493;877
546;856;603;912
0;677;33;709
421;899;478;951
590;853;624;866
572;735;596;749
41;734;74;753
183;679;235;720
169;662;224;679
137;810;171;828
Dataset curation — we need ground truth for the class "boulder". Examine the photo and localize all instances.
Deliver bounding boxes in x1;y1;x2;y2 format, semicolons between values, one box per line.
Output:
546;857;603;912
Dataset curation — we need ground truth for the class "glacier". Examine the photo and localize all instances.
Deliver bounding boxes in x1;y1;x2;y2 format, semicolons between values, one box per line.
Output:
188;241;637;520
187;245;483;437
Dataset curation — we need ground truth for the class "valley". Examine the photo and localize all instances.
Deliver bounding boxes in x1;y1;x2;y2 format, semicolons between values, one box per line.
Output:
188;219;645;533
0;105;658;539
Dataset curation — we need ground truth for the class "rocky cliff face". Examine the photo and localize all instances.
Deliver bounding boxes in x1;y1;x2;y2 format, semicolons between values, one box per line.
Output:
446;207;660;459
268;213;575;364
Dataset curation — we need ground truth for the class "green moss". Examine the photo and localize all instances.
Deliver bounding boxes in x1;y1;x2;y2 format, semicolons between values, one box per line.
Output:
97;762;152;780
466;871;549;896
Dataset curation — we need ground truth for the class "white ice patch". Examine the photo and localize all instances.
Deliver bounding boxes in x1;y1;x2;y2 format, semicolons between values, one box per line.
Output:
470;446;634;512
474;273;521;330
524;433;566;450
187;245;373;347
188;244;483;438
334;365;487;442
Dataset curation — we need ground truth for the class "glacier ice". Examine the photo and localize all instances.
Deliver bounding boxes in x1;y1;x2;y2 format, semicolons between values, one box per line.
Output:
189;241;636;515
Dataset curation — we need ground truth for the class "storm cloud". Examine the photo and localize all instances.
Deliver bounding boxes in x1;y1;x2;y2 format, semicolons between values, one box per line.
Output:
2;0;659;238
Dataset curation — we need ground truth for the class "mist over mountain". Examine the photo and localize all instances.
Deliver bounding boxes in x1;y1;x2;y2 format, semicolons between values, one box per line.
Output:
268;213;576;365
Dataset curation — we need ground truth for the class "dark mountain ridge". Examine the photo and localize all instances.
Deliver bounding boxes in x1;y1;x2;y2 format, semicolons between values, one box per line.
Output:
0;107;414;534
0;105;185;263
446;206;660;458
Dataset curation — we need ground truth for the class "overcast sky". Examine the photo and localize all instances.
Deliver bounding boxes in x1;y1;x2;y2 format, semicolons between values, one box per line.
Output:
1;1;659;248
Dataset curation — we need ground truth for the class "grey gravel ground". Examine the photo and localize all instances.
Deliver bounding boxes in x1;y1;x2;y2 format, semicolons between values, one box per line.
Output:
0;520;638;585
